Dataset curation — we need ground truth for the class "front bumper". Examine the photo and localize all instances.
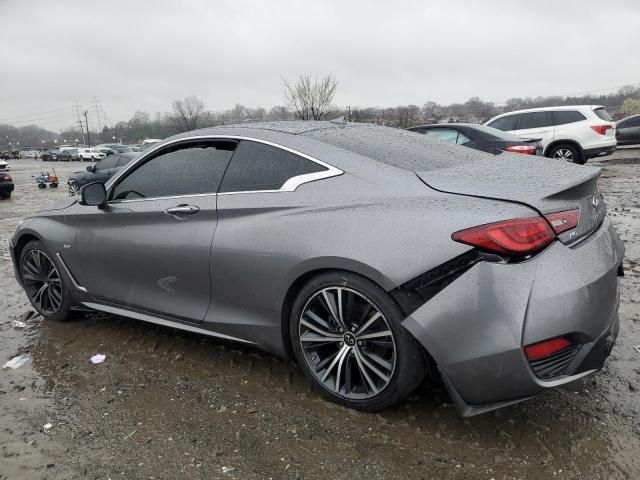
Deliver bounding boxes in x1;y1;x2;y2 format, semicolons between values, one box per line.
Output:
402;217;624;416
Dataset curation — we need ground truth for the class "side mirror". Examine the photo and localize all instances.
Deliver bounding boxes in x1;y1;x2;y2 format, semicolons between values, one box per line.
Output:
86;165;94;172
80;182;107;209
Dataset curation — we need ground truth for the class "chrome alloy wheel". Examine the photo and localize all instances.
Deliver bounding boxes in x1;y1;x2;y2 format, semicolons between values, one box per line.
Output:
68;181;80;196
299;287;397;399
22;250;63;315
552;148;574;161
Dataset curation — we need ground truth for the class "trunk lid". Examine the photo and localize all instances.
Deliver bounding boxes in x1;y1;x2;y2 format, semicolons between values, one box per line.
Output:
417;155;606;244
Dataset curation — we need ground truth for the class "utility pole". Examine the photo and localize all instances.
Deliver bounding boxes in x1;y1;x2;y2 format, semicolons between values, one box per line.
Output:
74;102;86;145
84;110;91;147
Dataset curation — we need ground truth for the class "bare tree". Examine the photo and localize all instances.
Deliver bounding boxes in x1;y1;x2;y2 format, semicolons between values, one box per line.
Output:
282;74;338;120
171;95;205;131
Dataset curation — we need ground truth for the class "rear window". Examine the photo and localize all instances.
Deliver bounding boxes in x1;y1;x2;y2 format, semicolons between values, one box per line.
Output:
553;110;586;126
593;108;612;121
487;114;518;131
303;124;487;172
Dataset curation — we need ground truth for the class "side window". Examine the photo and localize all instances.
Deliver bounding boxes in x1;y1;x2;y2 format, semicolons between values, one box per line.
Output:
111;142;236;200
553;110;586;126
219;140;327;193
424;129;459;144
624;116;640;128
116;155;134;167
95;155;119;171
518;112;552;129
488;114;518;131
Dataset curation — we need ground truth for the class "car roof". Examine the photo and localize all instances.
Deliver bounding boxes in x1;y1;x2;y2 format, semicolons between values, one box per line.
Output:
491;105;605;119
163;120;493;173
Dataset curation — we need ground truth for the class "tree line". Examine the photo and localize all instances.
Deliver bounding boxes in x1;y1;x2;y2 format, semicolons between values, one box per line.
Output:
2;78;639;149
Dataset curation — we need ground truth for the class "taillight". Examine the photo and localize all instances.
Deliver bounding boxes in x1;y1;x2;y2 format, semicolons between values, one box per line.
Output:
3;173;11;180
590;125;612;135
525;337;572;360
504;145;537;155
451;216;555;256
543;209;579;235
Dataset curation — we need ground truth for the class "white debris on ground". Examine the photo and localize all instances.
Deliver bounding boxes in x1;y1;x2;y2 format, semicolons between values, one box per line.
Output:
2;354;30;369
90;354;106;364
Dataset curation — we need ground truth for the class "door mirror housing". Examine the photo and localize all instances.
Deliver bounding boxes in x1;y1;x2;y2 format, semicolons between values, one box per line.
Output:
86;165;95;172
80;182;107;208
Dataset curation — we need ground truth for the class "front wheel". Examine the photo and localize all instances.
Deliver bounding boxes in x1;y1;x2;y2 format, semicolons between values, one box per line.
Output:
290;272;426;412
20;241;73;321
548;144;583;164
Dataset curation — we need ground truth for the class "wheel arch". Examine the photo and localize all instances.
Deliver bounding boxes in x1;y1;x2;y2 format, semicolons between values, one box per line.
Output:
13;231;42;267
279;260;395;360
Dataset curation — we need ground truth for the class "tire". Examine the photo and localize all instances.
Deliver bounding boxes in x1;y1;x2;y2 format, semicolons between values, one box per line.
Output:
0;192;10;199
19;240;73;321
547;143;583;164
290;271;426;412
38;183;46;189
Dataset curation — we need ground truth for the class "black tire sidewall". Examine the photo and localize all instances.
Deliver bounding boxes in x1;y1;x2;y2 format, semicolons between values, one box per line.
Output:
290;271;426;412
19;240;73;321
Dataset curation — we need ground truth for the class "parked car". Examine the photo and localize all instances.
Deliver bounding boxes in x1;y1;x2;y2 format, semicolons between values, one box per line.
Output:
140;138;162;151
0;172;14;198
76;148;107;162
58;148;81;162
94;143;132;154
616;114;640;146
1;151;10;160
0;158;9;171
67;152;137;195
486;105;616;164
408;123;541;156
10;122;624;416
41;148;61;162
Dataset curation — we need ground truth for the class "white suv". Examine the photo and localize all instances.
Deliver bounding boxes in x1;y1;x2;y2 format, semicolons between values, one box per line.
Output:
78;148;107;162
485;105;616;164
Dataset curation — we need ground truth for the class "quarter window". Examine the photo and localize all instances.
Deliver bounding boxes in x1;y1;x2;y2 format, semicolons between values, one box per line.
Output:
111;142;236;200
218;140;327;193
553;110;586;126
487;114;518;131
518;112;552;129
424;129;470;145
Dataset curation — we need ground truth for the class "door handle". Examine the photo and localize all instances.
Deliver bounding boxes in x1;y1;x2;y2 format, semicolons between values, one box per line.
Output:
164;205;200;217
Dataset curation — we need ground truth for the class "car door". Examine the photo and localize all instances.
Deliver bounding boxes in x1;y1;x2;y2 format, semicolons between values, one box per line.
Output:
70;140;236;322
618;116;640;144
512;111;554;146
91;154;121;183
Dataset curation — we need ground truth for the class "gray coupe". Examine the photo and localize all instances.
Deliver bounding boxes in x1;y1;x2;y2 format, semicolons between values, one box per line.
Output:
10;121;624;416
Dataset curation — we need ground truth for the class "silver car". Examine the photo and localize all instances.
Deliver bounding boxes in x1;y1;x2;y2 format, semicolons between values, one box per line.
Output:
10;121;624;416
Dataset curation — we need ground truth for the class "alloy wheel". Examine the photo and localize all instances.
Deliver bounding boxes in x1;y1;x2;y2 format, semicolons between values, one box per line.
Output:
299;287;397;399
68;181;80;196
22;250;63;315
553;148;574;161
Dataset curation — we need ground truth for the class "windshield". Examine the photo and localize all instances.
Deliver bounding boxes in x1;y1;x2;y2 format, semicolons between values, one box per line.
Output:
594;107;612;121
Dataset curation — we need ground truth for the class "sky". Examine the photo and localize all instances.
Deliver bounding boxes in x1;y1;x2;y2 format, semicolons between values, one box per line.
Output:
1;0;639;132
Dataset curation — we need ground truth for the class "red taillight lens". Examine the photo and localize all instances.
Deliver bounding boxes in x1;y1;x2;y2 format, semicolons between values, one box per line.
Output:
543;209;580;235
451;216;555;256
525;337;572;361
3;173;11;180
590;125;612;135
504;145;537;155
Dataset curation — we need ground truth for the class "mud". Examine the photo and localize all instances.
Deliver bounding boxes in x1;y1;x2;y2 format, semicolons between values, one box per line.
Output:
1;155;639;479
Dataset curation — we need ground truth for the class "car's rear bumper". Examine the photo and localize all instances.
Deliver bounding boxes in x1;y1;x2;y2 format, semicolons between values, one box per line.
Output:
402;217;624;416
584;144;616;159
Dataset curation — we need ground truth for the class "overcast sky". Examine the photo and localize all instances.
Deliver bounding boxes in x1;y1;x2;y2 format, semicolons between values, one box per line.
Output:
1;0;638;131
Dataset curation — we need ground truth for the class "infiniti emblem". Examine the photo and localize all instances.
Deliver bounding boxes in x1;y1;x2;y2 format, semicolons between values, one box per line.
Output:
592;195;600;208
343;333;356;347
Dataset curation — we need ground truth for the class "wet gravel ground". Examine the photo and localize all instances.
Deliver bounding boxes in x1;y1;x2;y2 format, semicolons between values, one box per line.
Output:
1;152;639;479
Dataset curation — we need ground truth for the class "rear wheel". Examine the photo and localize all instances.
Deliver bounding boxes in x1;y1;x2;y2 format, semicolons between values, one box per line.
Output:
20;241;73;321
548;143;583;164
290;272;426;412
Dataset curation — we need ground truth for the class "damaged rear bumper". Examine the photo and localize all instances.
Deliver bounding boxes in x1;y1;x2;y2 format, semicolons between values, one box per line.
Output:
402;218;624;416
